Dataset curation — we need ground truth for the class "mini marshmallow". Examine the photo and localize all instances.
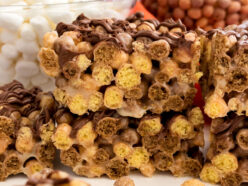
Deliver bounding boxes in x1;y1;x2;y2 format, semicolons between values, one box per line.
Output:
16;39;39;56
0;13;24;31
0;29;17;43
0;67;15;84
39;78;55;91
14;73;30;87
100;9;124;19
45;10;74;24
20;23;36;41
30;16;51;42
1;44;19;59
15;59;39;78
22;53;38;61
0;54;14;70
77;4;104;19
31;72;49;86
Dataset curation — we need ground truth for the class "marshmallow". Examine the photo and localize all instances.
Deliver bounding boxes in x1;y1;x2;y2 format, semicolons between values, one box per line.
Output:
0;29;17;43
100;9;124;19
23;53;38;61
0;13;24;31
20;23;36;41
45;10;74;24
14;74;30;87
0;67;15;84
31;72;49;86
1;44;19;59
39;78;55;91
15;59;39;78
30;16;51;42
16;39;39;56
0;54;14;70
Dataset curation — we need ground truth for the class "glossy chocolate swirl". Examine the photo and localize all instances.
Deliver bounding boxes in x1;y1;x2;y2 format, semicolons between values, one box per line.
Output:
56;12;191;57
0;80;41;106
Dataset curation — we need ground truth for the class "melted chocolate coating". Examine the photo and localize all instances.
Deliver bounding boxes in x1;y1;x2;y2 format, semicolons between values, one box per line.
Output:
0;81;41;106
55;12;191;68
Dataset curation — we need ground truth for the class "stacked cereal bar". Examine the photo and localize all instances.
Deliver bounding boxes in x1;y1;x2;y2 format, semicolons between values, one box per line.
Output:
39;12;202;118
200;22;248;185
0;0;133;89
39;12;205;179
201;22;248;119
0;81;56;181
52;108;204;178
25;169;90;186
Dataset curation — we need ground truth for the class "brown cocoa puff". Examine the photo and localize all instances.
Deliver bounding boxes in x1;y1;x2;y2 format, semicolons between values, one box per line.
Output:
191;0;204;8
218;0;231;9
168;0;178;8
106;158;129;179
173;8;185;20
228;1;241;13
203;5;214;18
154;151;174;171
179;0;191;10
187;8;202;20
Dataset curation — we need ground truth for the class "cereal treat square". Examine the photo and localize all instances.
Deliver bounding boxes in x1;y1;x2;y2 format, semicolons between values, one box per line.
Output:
0;81;56;181
39;12;202;118
200;113;248;186
25;169;90;186
200;22;248;119
52;107;204;179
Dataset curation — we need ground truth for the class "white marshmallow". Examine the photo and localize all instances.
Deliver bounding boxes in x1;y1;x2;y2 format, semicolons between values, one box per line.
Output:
16;39;39;56
0;54;14;70
77;4;103;19
100;9;123;19
0;67;15;84
23;53;38;61
15;59;39;78
0;29;17;43
31;72;49;86
45;10;74;24
14;74;30;87
39;79;55;91
1;44;19;59
20;23;36;41
0;13;24;31
30;16;51;42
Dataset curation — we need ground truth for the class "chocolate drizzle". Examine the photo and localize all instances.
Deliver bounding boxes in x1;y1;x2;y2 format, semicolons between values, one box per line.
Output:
34;109;51;138
0;81;41;106
158;19;186;31
70;114;93;138
55;12;191;66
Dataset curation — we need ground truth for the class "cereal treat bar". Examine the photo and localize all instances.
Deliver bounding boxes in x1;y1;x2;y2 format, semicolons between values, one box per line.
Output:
53;107;204;179
0;81;56;181
25;169;90;186
200;22;248;119
200;113;248;186
39;12;202;118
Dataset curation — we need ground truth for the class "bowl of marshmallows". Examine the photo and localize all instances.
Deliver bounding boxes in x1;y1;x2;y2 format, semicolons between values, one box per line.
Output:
0;0;136;90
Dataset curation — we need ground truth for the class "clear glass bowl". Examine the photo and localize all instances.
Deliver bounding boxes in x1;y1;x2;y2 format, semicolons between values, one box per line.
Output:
0;0;136;90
